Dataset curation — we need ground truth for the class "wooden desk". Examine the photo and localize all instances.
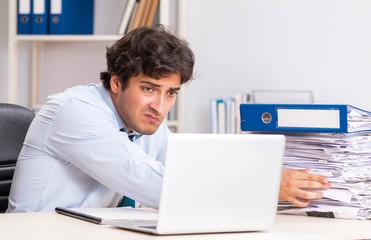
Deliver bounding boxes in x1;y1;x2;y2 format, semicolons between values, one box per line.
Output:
1;212;371;240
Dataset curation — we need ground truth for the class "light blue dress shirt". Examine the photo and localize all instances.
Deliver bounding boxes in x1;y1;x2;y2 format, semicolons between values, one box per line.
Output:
7;83;169;212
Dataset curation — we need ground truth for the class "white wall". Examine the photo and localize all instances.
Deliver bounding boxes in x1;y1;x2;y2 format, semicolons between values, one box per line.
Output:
182;0;371;133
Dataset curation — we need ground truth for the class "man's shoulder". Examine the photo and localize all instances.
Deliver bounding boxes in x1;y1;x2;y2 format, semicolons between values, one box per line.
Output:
63;83;102;99
47;84;105;106
43;84;113;118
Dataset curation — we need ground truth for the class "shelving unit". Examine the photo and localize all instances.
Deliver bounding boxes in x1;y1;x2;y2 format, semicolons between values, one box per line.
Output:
7;0;182;132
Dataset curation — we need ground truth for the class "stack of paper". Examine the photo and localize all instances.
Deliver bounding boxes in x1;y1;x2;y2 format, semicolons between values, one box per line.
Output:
278;132;371;220
239;103;371;219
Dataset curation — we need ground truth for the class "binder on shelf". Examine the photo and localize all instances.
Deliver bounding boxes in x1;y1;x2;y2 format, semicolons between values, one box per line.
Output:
32;0;49;34
49;0;94;34
117;0;136;35
210;98;220;134
128;0;148;32
144;0;159;27
138;0;150;28
240;103;371;133
225;98;236;134
235;93;251;134
217;99;226;134
210;98;225;134
167;105;177;121
127;0;140;33
17;0;32;34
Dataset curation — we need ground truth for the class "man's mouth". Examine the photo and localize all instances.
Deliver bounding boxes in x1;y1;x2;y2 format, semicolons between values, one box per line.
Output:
144;113;161;123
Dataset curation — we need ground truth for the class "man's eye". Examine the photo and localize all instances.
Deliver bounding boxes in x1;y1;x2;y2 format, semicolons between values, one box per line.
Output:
142;87;153;93
168;90;178;97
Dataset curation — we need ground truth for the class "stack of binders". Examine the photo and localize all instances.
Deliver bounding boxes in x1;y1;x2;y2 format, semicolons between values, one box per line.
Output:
240;103;371;220
17;0;94;35
209;93;250;134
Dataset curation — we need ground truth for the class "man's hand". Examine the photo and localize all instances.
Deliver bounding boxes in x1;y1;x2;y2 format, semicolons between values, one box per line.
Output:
279;168;330;207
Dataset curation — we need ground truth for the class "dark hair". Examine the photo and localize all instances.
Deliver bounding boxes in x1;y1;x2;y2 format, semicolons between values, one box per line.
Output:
100;25;195;90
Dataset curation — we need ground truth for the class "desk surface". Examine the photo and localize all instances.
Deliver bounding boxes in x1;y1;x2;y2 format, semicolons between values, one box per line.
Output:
1;212;371;240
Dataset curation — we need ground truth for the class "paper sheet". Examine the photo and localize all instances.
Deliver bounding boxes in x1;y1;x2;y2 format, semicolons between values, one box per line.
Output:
70;207;158;222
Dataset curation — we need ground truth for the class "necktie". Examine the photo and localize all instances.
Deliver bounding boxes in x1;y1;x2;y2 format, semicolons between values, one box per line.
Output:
118;129;136;208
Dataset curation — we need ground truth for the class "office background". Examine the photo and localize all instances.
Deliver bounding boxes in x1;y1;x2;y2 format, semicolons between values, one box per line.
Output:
2;0;371;133
1;0;133;106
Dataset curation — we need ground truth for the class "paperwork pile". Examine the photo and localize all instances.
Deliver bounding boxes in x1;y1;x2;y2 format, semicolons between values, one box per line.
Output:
278;132;371;220
238;103;371;219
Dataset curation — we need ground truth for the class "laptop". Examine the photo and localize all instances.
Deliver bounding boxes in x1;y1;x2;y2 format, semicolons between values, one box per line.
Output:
106;133;286;235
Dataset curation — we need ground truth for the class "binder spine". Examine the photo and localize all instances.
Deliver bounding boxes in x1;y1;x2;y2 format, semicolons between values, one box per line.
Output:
32;0;50;34
240;104;349;133
49;0;94;35
49;0;62;34
17;0;32;34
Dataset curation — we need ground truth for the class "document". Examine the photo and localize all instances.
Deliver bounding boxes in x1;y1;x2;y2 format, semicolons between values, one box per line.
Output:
277;131;371;220
278;204;360;220
244;104;371;219
55;207;158;224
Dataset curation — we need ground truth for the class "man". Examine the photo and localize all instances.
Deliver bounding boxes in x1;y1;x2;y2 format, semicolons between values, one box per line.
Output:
7;25;328;212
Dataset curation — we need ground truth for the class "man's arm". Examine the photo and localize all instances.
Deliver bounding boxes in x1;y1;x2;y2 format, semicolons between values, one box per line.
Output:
44;100;165;209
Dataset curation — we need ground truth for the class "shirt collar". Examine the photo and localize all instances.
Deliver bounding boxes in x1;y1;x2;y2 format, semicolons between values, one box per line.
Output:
120;126;143;141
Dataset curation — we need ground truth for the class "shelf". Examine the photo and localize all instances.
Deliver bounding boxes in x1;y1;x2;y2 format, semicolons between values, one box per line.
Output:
7;0;183;132
15;34;123;42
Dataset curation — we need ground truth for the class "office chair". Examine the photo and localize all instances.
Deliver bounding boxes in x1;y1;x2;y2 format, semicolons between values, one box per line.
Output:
0;103;35;213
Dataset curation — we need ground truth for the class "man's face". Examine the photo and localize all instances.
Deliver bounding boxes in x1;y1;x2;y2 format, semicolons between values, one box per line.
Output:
110;73;181;135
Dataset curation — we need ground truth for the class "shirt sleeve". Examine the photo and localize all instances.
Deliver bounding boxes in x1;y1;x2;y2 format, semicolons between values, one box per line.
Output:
43;99;165;209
